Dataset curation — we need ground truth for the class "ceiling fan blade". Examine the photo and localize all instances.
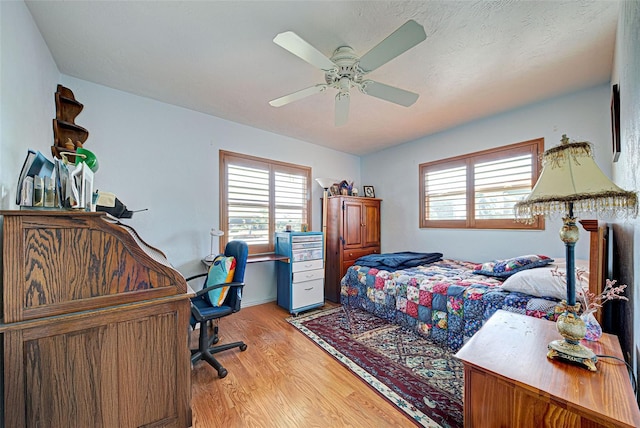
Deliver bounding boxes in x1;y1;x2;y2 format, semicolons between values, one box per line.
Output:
361;81;419;107
358;20;426;73
269;85;327;107
335;92;350;127
273;31;337;71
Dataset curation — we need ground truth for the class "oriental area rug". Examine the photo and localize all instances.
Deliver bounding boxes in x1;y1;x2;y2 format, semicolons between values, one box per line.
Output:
287;306;463;428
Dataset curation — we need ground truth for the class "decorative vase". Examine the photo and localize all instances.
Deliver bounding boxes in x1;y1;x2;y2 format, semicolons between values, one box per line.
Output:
581;311;602;341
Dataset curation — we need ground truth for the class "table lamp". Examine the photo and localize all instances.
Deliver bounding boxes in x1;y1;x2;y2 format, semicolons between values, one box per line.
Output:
203;228;225;263
514;134;637;371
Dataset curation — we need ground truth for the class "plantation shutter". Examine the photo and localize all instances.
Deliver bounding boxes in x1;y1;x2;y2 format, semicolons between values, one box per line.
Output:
275;170;308;233
424;165;467;220
474;154;532;219
227;163;270;246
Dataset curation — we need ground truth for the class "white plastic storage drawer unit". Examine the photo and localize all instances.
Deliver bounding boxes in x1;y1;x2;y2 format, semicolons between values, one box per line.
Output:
275;231;325;315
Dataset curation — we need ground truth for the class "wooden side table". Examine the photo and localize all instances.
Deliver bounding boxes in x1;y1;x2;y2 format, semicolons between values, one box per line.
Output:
455;310;640;428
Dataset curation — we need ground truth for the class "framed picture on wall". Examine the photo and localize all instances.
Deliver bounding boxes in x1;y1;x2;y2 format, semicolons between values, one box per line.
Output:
611;83;621;162
363;185;375;198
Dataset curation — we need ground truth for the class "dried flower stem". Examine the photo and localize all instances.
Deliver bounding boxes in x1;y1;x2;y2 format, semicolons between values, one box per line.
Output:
550;267;628;314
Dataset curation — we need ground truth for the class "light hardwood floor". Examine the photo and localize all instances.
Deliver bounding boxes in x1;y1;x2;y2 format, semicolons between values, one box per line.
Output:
190;301;418;427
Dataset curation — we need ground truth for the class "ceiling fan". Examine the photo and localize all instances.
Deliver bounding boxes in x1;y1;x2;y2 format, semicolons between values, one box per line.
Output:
269;20;427;127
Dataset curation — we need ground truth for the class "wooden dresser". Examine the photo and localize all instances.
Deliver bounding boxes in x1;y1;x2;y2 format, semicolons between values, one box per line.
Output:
0;210;192;427
455;310;640;428
325;196;381;302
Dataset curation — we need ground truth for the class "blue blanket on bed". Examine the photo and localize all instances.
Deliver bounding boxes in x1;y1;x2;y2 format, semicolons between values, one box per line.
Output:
354;252;443;272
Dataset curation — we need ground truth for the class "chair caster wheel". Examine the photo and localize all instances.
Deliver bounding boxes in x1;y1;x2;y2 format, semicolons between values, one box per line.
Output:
212;337;219;344
240;344;247;351
218;368;228;378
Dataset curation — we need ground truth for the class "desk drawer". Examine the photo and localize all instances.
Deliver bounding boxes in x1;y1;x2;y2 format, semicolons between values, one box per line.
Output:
292;259;323;273
293;268;324;283
292;279;324;309
292;248;323;262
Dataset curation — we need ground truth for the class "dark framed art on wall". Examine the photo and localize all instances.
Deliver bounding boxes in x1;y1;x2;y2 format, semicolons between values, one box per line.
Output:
363;185;375;198
611;83;621;162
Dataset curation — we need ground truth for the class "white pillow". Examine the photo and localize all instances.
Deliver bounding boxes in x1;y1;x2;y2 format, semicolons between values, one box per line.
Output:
500;259;589;300
549;258;589;270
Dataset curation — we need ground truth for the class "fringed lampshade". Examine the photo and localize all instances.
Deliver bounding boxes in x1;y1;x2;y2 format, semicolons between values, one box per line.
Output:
514;134;637;371
514;136;637;222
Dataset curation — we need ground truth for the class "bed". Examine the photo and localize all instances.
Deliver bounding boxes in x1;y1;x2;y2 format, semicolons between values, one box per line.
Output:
339;220;608;352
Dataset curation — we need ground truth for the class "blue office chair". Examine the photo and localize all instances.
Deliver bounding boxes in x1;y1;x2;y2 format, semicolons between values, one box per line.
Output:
186;240;248;378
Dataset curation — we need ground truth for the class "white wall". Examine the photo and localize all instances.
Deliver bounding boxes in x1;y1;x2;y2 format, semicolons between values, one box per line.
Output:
1;2;361;307
0;0;60;210
361;85;613;263
612;0;640;373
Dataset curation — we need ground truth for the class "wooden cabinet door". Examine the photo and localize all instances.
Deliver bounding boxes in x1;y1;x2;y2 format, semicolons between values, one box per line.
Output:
464;367;513;428
362;199;380;248
342;199;364;249
343;199;380;249
117;307;189;428
19;324;120;427
3;299;191;428
6;322;121;427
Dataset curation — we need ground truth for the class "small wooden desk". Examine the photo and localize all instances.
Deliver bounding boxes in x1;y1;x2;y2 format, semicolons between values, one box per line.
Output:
201;253;289;267
455;310;640;428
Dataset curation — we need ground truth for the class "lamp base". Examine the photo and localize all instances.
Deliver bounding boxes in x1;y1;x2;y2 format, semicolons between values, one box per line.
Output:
547;339;597;372
545;299;598;371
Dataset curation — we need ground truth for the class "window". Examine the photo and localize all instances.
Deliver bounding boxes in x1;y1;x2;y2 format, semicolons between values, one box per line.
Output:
419;138;544;229
220;151;311;254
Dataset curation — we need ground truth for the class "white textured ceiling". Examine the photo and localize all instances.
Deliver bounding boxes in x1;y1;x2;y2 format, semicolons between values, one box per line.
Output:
25;1;619;155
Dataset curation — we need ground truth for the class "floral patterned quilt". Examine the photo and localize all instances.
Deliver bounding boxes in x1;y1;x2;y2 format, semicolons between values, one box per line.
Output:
340;259;561;351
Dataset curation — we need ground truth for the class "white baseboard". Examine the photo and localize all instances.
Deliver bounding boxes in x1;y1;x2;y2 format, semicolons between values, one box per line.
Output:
241;297;277;308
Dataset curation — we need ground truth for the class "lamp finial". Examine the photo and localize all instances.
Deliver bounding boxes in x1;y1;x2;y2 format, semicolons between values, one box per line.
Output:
560;134;570;145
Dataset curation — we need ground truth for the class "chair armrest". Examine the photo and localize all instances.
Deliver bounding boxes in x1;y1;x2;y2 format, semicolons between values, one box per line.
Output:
193;281;245;299
190;281;246;322
185;272;207;282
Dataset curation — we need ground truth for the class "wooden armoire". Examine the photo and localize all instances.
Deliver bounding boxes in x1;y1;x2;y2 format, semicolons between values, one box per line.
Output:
325;196;381;302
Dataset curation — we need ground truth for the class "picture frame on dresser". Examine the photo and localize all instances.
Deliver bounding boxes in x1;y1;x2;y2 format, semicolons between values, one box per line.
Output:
363;185;375;198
